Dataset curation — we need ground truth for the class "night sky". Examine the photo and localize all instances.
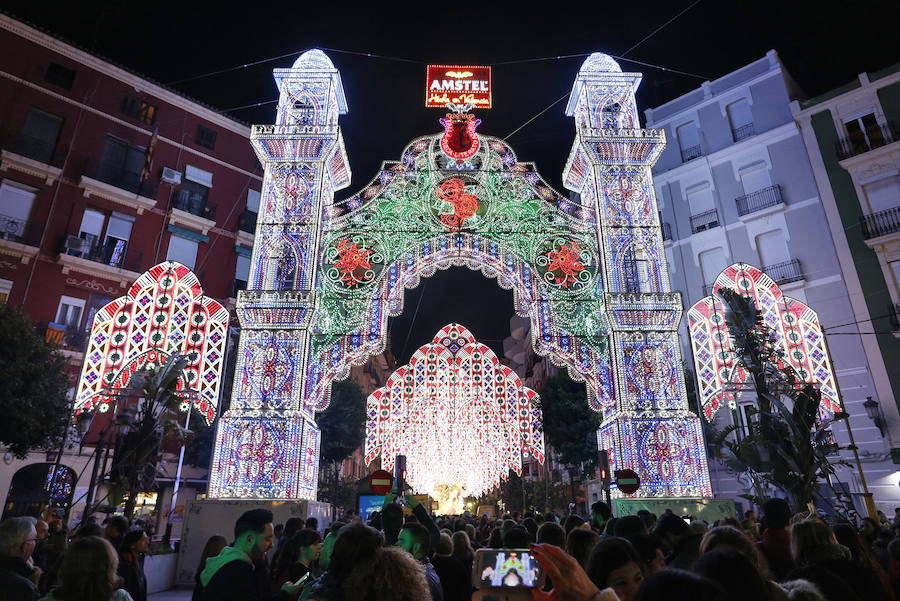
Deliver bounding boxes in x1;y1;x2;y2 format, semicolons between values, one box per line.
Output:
5;1;899;363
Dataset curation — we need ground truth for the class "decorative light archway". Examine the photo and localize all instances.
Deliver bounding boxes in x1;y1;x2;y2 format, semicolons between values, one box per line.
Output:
75;261;229;423
209;50;712;500
687;262;839;421
365;324;544;503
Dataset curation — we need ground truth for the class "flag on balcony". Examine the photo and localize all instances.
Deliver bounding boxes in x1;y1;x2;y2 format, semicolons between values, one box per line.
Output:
141;126;158;181
45;322;66;345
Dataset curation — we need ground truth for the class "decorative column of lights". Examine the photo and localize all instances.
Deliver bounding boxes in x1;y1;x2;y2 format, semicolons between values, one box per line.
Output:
207;50;351;499
686;263;840;422
75;261;229;423
563;54;712;498
365;324;544;513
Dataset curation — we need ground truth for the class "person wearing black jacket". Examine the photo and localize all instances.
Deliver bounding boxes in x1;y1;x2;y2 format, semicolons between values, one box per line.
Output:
118;529;149;601
198;508;305;601
0;517;39;601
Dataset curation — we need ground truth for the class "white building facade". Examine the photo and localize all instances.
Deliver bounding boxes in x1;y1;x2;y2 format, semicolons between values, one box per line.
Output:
646;51;900;513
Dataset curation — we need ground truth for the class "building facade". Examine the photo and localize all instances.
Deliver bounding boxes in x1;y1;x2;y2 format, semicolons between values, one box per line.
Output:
790;64;900;509
646;51;900;512
0;14;262;525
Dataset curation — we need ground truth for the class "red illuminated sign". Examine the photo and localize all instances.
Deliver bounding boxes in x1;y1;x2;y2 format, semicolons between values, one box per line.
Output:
426;65;492;109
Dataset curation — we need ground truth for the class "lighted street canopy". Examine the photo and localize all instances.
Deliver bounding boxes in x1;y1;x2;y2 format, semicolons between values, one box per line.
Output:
365;324;544;510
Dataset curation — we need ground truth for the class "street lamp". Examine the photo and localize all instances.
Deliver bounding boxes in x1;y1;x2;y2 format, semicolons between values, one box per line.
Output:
863;396;886;438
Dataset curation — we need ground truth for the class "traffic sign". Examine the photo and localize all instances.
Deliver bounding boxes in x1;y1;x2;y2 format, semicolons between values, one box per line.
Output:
368;469;394;495
615;469;640;495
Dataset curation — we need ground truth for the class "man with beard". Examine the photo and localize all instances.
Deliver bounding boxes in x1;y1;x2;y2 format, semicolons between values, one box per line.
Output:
199;509;305;601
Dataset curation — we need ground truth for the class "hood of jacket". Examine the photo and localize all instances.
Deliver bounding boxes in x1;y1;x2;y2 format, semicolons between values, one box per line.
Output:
199;546;252;587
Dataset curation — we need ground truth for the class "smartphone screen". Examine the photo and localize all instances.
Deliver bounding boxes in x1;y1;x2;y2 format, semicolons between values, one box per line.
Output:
476;549;541;588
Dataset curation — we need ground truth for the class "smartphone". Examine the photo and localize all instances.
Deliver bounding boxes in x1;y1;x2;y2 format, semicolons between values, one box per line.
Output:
473;548;543;589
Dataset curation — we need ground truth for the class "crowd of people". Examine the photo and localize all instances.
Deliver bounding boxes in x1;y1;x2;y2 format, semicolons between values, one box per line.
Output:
4;495;900;601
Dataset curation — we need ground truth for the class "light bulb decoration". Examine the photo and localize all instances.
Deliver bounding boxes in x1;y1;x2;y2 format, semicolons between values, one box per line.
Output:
365;324;545;502
688;262;840;421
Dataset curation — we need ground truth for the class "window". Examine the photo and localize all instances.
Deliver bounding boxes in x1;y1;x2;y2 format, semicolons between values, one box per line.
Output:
103;212;134;267
756;230;790;268
726;99;754;141
247;188;260;213
195;125;217;150
176;165;213;216
83;294;112;333
16;107;63;164
55;295;85;330
699;247;728;289
44;62;76;90
0;181;36;241
234;255;250;296
686;183;715;214
739;163;771;195
0;279;11;304
78;208;105;250
119;95;157;125
97;136;145;193
845;113;885;152
623;246;650;293
863;175;900;214
166;234;199;269
676;122;701;161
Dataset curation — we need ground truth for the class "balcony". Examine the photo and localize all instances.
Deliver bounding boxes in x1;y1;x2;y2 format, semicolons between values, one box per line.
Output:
0;213;41;264
169;191;217;236
735;184;784;217
680;144;702;162
763;258;804;285
58;235;143;287
835;122;898;160
1;132;66;184
690;209;720;233
78;159;158;214
860;206;900;240
661;222;672;241
731;123;755;143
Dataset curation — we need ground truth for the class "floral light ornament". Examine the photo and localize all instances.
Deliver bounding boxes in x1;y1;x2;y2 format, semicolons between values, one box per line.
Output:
333;238;375;287
437;177;479;230
545;241;586;287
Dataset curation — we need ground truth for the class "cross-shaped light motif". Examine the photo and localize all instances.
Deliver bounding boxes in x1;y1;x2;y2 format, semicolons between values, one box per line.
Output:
247;342;290;399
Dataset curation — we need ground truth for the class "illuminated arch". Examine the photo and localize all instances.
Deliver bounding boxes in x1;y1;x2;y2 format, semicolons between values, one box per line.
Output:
75;261;229;423
365;324;544;499
687;262;839;421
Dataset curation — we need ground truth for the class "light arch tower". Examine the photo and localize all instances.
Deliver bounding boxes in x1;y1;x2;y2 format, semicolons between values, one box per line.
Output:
563;54;711;496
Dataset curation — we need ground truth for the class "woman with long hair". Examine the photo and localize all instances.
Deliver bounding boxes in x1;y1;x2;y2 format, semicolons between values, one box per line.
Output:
40;536;132;601
117;530;149;601
271;528;322;588
191;535;227;601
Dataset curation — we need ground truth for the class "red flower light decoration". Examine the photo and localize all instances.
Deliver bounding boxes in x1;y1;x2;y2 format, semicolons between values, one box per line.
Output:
437;178;479;230
545;241;585;287
334;239;374;286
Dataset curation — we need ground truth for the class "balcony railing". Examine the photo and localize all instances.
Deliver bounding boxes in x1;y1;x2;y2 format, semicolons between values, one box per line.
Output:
238;210;257;234
3;132;67;167
835;121;898;160
0;213;41;246
860;206;900;239
174;190;217;221
763;258;803;284
690;209;720;233
732;123;755;142
735;184;784;216
680;144;702;162
62;235;143;272
661;222;672;241
83;158;158;198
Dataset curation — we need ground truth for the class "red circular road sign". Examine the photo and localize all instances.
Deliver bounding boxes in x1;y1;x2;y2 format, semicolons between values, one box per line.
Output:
615;469;641;495
368;469;394;495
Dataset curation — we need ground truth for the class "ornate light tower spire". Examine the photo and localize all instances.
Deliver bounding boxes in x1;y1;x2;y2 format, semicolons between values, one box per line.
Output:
564;54;712;498
208;50;351;499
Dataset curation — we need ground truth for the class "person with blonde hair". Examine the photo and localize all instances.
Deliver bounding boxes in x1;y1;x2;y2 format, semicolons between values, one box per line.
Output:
40;536;132;601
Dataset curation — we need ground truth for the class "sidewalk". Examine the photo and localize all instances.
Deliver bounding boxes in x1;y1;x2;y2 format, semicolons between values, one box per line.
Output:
149;588;193;601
